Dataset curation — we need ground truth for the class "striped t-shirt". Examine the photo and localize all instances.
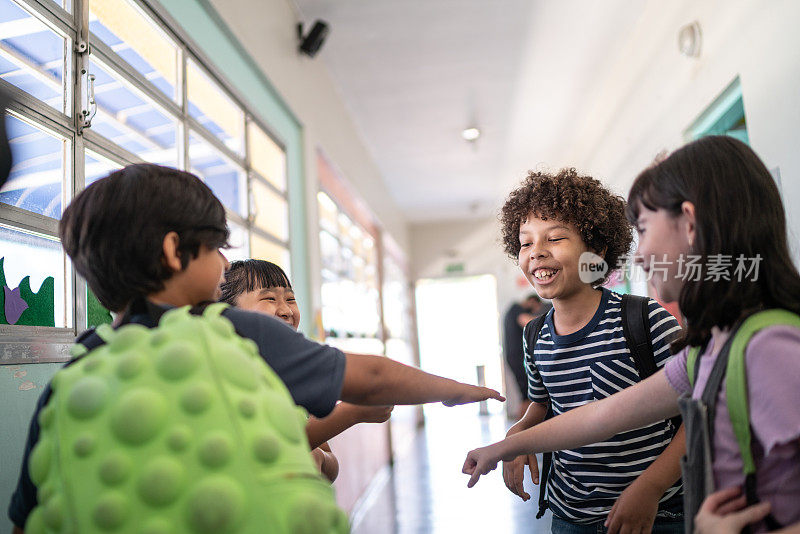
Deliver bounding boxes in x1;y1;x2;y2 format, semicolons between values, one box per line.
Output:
524;288;683;523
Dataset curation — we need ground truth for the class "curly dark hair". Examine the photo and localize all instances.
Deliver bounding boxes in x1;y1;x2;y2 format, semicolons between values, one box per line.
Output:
499;168;632;286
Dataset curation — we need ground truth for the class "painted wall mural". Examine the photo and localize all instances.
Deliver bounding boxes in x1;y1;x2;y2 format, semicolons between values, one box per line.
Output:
0;257;55;327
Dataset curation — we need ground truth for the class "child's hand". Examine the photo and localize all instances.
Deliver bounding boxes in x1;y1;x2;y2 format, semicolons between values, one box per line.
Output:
342;403;394;424
311;448;326;472
502;454;539;501
442;386;505;406
463;442;512;488
604;478;661;533
694;487;771;534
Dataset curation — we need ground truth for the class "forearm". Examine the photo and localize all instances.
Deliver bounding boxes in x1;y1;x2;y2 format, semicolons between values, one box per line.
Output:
306;406;356;449
497;371;679;459
340;352;488;405
634;423;685;496
507;401;548;437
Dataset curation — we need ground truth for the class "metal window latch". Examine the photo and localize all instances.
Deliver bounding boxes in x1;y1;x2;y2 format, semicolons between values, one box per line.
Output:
79;69;96;132
76;0;94;133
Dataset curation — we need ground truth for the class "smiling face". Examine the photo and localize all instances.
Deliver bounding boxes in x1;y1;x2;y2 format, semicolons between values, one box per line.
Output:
235;285;300;329
633;202;695;303
518;214;596;302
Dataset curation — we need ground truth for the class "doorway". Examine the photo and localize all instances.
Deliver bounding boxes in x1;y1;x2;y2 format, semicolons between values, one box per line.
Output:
415;275;503;417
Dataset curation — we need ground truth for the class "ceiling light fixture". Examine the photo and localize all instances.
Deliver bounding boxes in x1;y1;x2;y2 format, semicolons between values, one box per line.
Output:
462;127;480;142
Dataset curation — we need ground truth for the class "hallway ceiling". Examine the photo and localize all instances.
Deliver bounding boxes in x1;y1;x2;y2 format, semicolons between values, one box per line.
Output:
291;0;696;222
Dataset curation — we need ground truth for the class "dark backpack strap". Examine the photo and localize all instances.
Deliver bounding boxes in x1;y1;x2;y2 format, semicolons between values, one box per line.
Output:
523;314;552;520
620;294;658;378
621;294;684;435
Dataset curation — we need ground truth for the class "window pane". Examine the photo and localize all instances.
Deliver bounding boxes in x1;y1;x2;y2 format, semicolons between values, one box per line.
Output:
252;178;288;241
0;224;69;327
49;0;69;11
89;56;179;167
89;0;178;100
189;131;246;216
0;0;68;113
0;113;67;218
247;121;285;191
251;233;290;275
317;191;338;235
85;149;122;186
225;219;249;262
187;59;243;155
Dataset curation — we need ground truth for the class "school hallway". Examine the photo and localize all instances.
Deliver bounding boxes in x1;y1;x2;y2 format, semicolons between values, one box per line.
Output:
351;408;553;534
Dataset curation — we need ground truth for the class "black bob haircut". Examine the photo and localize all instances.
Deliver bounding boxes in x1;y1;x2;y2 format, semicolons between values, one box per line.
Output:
219;259;292;305
59;164;230;312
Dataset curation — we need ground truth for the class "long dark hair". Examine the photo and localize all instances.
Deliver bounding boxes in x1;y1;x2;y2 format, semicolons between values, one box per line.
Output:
627;135;800;349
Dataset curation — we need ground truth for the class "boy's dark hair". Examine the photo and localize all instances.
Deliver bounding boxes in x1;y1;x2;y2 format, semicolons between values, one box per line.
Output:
219;259;292;305
500;168;632;286
59;164;229;312
627;135;800;350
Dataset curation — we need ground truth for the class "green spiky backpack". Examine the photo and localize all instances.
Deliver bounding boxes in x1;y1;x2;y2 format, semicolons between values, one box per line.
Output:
24;303;349;534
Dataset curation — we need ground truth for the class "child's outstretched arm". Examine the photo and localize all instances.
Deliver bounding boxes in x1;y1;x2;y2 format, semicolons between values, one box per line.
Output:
463;369;679;487
340;352;504;406
306;403;394;449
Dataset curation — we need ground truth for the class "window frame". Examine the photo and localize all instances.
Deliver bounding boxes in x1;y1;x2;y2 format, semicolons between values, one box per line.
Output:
0;0;290;363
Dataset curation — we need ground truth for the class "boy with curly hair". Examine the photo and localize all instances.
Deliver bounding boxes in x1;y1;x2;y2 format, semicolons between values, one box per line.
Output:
498;169;685;533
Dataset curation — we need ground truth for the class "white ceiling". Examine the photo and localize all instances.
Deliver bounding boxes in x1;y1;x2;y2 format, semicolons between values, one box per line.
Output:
290;0;698;222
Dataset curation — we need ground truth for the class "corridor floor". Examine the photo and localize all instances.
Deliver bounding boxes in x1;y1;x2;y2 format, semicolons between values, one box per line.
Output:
351;408;553;533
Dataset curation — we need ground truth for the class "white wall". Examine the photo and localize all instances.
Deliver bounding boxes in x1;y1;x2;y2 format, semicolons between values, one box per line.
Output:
208;0;410;311
577;0;800;259
411;0;800;298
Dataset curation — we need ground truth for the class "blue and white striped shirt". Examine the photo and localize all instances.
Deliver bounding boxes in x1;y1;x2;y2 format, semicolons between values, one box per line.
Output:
524;288;683;523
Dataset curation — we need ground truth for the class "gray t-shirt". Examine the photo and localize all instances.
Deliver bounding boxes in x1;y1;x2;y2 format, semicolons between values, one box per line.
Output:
222;306;346;417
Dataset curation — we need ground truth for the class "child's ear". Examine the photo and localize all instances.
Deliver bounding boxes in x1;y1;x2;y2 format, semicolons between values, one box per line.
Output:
161;231;183;273
680;201;697;247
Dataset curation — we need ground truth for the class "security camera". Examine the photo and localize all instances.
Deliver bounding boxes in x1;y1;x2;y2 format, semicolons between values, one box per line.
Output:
297;20;329;57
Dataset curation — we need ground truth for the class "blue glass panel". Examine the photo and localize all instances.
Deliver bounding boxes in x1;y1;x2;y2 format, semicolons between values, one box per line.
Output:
88;6;176;101
0;0;66;113
189;132;245;216
89;56;178;167
85;150;122;186
0;114;66;218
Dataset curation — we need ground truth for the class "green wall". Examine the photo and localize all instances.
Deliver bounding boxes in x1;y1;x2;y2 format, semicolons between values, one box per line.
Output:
0;363;61;531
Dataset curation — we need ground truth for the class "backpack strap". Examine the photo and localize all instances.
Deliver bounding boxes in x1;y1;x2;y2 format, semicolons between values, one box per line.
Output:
687;346;703;388
704;310;799;532
523;313;551;520
620;294;658;379
726;310;800;477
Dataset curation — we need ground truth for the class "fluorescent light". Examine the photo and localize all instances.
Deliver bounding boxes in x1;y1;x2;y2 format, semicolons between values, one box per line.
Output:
462;127;480;141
